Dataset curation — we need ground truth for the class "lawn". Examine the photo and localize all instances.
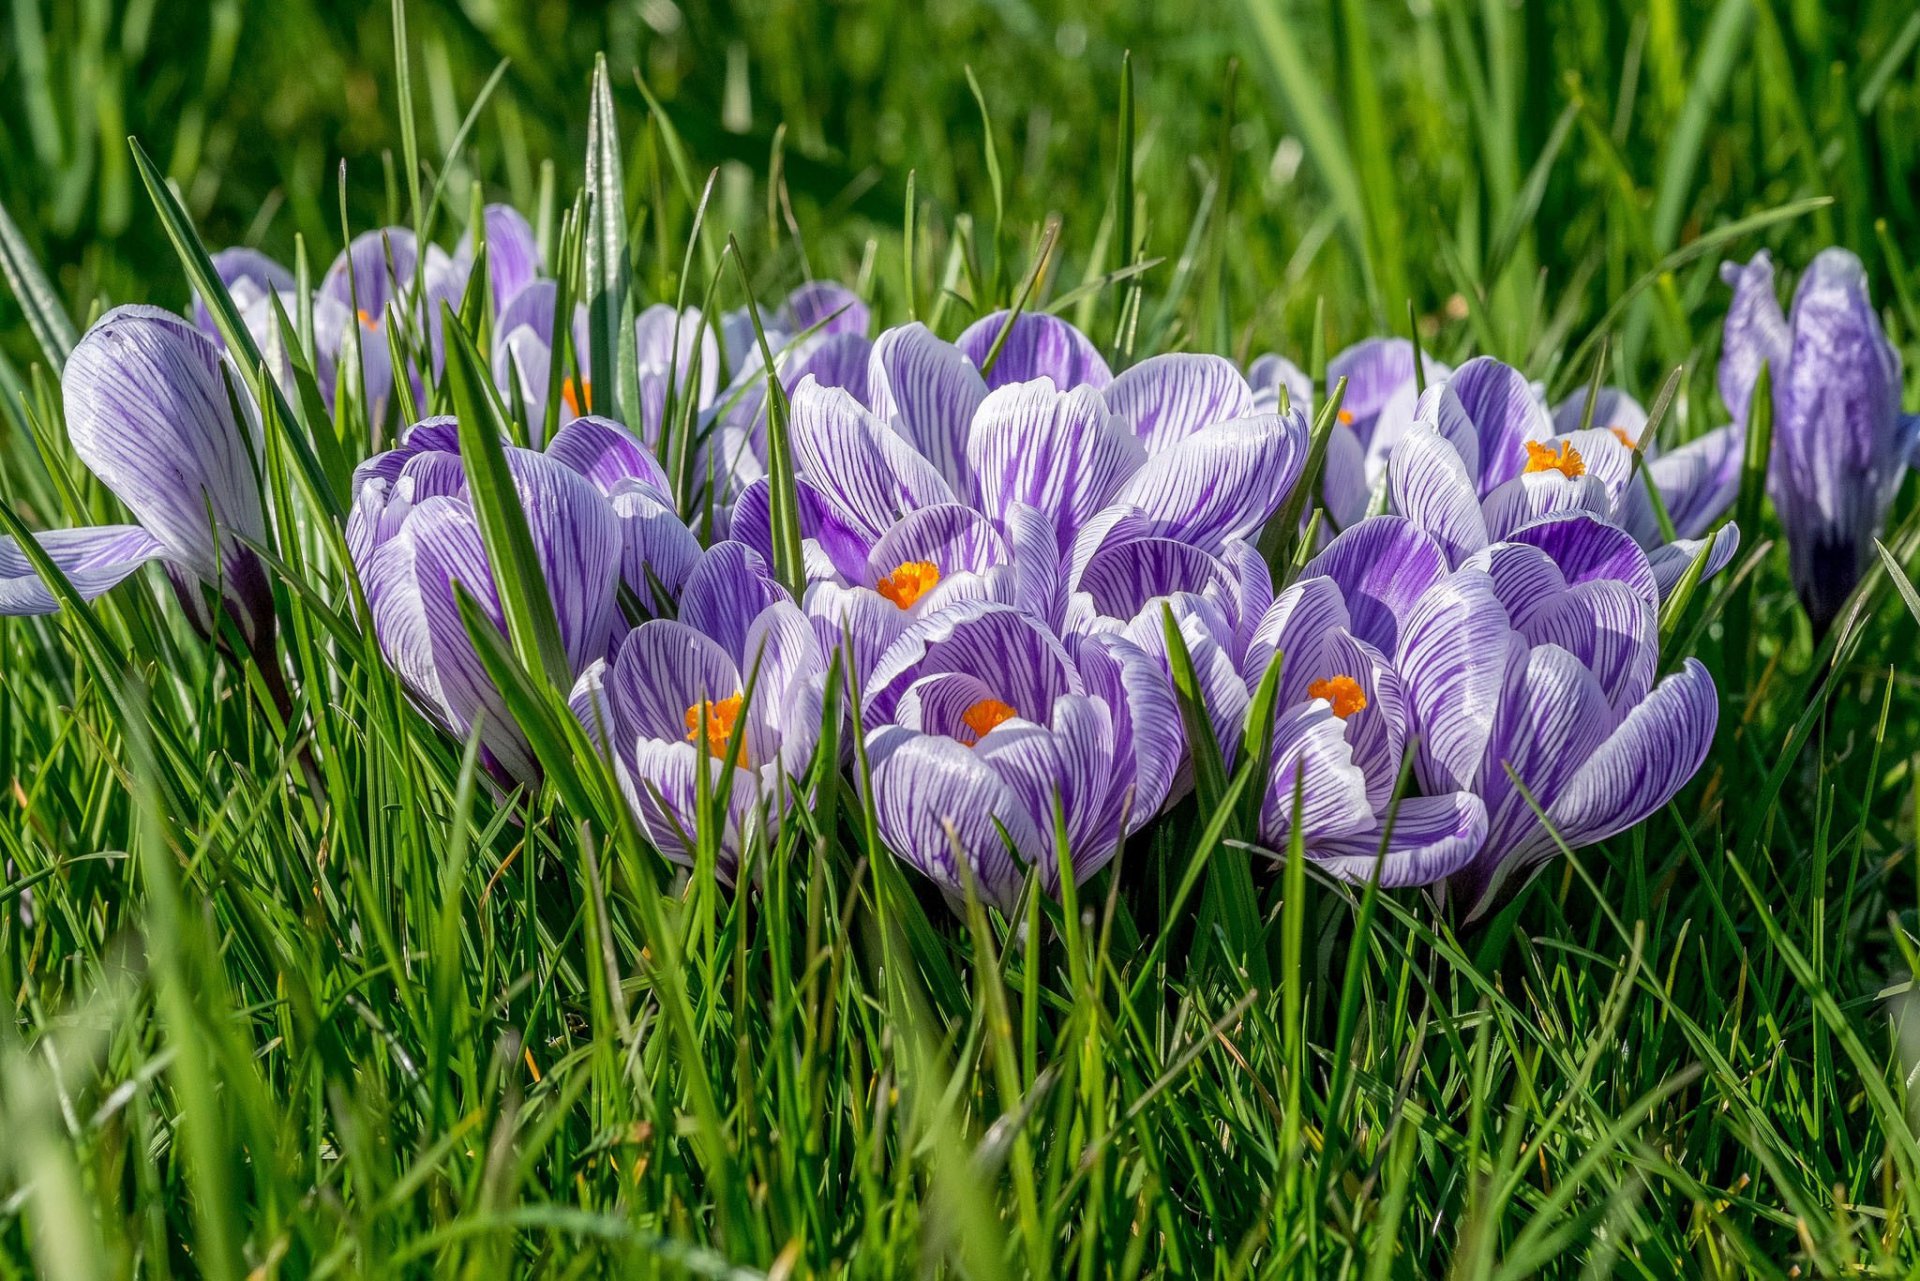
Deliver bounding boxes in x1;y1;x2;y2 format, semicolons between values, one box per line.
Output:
3;0;1920;1276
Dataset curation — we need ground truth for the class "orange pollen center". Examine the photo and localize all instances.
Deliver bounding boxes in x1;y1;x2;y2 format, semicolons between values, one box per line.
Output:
1308;675;1368;720
1337;408;1355;426
356;307;380;332
684;693;744;758
562;376;590;416
1609;425;1637;448
876;560;941;610
961;698;1017;744
1523;439;1586;479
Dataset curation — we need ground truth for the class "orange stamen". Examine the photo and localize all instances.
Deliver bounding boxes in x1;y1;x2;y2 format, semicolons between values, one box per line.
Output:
876;560;941;610
356;307;380;332
1609;425;1637;449
684;693;744;758
1522;439;1586;479
562;376;591;416
1337;408;1355;426
961;698;1017;744
1308;675;1368;720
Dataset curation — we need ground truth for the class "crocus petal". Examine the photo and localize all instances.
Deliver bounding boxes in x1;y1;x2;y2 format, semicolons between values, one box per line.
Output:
957;311;1112;391
866;503;1009;583
634;304;722;415
0;526;166;613
618;737;759;872
457;205;541;317
790;377;955;541
1300;515;1449;654
1397;569;1514;795
323;227;420;313
1244;574;1347;689
967;378;1142;550
1327;337;1447;441
603;618;744;744
1105;412;1308;553
1443;357;1555;491
1257;702;1376;845
867;727;1044;910
1320;421;1373;531
1077;631;1183;825
1387;425;1490;565
1480;471;1613;542
505;449;622;673
803;580;908;687
1077;537;1235;625
782;281;870;337
1717;252;1790;428
1500;511;1660;612
1546;657;1718;849
974;696;1119;885
1248;353;1314;417
1102;354;1258;455
867;323;990;492
1306;793;1487;887
546;415;674;499
865;600;1081;727
1645;524;1741;600
1649;424;1743;538
679;541;789;671
1515;579;1657;713
610;484;703;611
197;248;294;337
63;306;267;581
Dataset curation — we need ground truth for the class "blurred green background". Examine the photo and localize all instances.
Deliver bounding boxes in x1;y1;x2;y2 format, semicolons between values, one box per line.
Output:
1;0;1917;400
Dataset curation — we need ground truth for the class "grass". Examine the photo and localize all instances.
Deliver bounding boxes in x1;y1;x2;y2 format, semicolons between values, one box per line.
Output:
2;0;1920;1276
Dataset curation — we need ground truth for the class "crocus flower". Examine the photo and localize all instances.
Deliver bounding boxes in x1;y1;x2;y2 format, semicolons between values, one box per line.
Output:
863;600;1180;909
320;226;467;429
1387;356;1739;596
492;280;591;439
454;204;542;319
1719;249;1917;633
571;541;828;875
1396;523;1718;923
0;306;273;646
349;414;698;788
1231;519;1488;885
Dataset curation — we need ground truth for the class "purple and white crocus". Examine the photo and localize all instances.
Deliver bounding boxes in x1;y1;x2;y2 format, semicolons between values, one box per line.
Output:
1396;522;1719;922
570;541;829;876
0;306;274;647
1386;356;1740;598
1720;249;1917;633
863;600;1180;910
348;414;699;788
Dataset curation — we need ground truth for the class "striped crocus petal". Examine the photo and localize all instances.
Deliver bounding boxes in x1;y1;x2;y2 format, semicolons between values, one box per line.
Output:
1103;354;1258;455
1499;511;1660;612
454;204;540;317
323;226;426;314
678;541;791;674
1645;524;1742;600
957;311;1112;392
503;448;623;673
1326;337;1449;444
1104;410;1308;554
790;376;956;544
1299;515;1449;655
781;281;870;337
869;323;989;493
361;496;538;788
1648;425;1743;539
1437;357;1557;493
1077;631;1183;826
866;726;1043;911
1717;252;1790;430
1305;794;1487;888
1387;425;1490;566
971;695;1122;887
546;415;675;500
62;306;274;640
865;599;1082;728
635;304;723;444
195;247;294;338
0;526;166;614
967;377;1142;552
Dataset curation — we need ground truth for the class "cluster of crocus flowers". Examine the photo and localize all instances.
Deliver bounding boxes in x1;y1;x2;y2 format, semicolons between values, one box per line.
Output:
29;224;1898;930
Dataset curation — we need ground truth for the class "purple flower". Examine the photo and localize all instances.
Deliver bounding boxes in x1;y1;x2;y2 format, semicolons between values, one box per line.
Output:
320;226;467;428
0;306;273;645
863;600;1181;909
1232;523;1487;885
193;247;294;339
1396;530;1718;923
1282;338;1451;531
492;280;591;438
1720;249;1917;632
348;416;696;788
571;541;828;875
1387;356;1739;597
